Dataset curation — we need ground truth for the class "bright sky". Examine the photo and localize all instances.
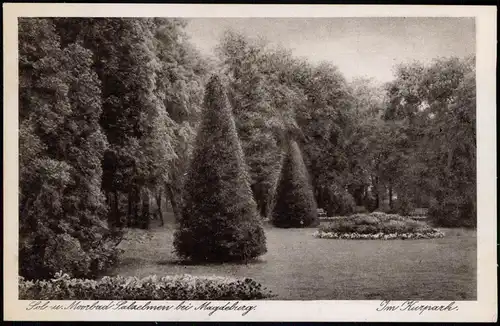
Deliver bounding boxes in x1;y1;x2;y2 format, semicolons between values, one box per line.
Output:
184;17;475;83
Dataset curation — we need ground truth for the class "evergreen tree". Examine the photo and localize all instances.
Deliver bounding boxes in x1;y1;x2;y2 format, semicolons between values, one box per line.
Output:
19;18;118;279
271;139;318;228
174;75;267;262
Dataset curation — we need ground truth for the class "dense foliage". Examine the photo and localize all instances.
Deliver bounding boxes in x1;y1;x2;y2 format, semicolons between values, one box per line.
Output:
173;75;267;262
271;140;318;228
19;18;120;279
381;57;476;226
19;18;213;279
53;18;210;228
19;272;273;300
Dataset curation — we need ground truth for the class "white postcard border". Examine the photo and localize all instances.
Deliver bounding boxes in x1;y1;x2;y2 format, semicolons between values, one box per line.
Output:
3;3;497;322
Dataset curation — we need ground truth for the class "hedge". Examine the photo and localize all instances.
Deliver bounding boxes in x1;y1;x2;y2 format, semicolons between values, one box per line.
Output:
19;272;273;300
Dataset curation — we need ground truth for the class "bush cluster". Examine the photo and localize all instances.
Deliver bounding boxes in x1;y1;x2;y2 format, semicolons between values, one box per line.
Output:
353;206;368;214
315;212;444;240
360;193;377;212
20;232;123;280
392;196;415;216
19;272;273;300
324;185;356;216
428;198;476;228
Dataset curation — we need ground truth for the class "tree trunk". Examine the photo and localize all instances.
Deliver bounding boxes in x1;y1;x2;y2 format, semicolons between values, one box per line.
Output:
128;185;141;228
105;191;112;226
166;182;181;221
389;185;393;210
351;186;365;206
262;197;270;219
318;186;324;210
446;146;454;174
141;188;150;230
133;185;140;228
156;186;164;226
252;184;268;218
20;195;34;228
105;191;110;206
374;176;380;210
112;190;120;227
127;190;133;227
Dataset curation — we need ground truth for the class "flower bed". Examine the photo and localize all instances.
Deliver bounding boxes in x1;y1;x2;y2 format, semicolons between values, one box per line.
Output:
319;216;348;221
314;212;444;240
313;230;444;240
19;272;274;300
319;213;427;222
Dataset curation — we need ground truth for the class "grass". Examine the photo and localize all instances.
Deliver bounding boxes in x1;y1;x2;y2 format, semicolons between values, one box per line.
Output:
110;217;476;300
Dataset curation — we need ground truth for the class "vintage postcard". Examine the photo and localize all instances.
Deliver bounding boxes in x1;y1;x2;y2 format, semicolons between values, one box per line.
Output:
3;3;497;322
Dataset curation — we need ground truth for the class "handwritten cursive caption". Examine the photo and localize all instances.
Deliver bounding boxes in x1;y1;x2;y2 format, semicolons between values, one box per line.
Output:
26;300;257;316
376;300;459;315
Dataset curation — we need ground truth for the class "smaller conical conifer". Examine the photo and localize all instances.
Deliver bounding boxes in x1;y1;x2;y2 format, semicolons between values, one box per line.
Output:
271;139;318;228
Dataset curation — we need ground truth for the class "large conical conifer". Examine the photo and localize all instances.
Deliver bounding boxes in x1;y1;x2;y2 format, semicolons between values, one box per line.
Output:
271;139;318;228
173;75;267;262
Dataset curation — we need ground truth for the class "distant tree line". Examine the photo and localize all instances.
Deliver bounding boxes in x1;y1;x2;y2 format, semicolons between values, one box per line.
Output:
19;18;476;279
217;31;475;226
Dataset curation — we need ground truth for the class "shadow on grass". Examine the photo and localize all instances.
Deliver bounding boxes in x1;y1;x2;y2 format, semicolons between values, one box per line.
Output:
365;292;383;300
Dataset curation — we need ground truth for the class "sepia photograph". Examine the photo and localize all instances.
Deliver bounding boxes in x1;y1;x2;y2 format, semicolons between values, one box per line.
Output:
3;3;497;323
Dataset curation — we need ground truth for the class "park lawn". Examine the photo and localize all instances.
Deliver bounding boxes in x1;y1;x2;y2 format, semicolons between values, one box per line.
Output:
111;221;476;300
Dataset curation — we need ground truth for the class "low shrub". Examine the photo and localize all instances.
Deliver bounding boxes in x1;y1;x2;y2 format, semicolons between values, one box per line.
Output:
393;196;415;216
42;234;92;278
374;212;408;222
20;231;123;280
362;193;378;212
410;208;429;216
315;212;443;240
409;215;429;221
19;272;274;300
354;224;379;234
324;186;356;216
383;220;409;233
428;198;476;228
367;211;389;219
352;214;380;225
353;206;368;214
328;218;357;233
